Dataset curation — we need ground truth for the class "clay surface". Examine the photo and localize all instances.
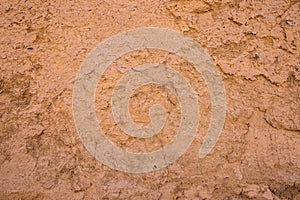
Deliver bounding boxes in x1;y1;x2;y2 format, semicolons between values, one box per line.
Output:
0;0;299;199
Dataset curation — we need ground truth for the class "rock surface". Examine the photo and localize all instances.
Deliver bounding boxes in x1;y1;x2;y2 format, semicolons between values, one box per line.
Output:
0;0;299;199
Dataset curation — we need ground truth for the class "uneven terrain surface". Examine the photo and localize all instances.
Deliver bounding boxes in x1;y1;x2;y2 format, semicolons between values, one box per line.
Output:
0;0;300;199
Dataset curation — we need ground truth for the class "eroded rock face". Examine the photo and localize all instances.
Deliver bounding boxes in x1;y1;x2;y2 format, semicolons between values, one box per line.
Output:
0;0;299;199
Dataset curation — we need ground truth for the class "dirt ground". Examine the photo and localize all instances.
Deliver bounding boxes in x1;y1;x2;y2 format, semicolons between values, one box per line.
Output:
0;0;300;199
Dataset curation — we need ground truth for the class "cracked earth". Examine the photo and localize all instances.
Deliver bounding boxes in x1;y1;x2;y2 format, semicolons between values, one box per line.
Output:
0;0;299;199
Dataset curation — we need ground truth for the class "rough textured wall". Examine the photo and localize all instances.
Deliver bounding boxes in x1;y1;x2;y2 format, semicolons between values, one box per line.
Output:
0;0;299;199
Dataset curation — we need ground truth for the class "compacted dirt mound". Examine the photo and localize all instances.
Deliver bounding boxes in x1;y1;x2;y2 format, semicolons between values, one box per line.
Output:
0;0;299;199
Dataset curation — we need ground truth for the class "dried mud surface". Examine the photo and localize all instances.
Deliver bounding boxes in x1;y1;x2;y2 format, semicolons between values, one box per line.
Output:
0;0;300;199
